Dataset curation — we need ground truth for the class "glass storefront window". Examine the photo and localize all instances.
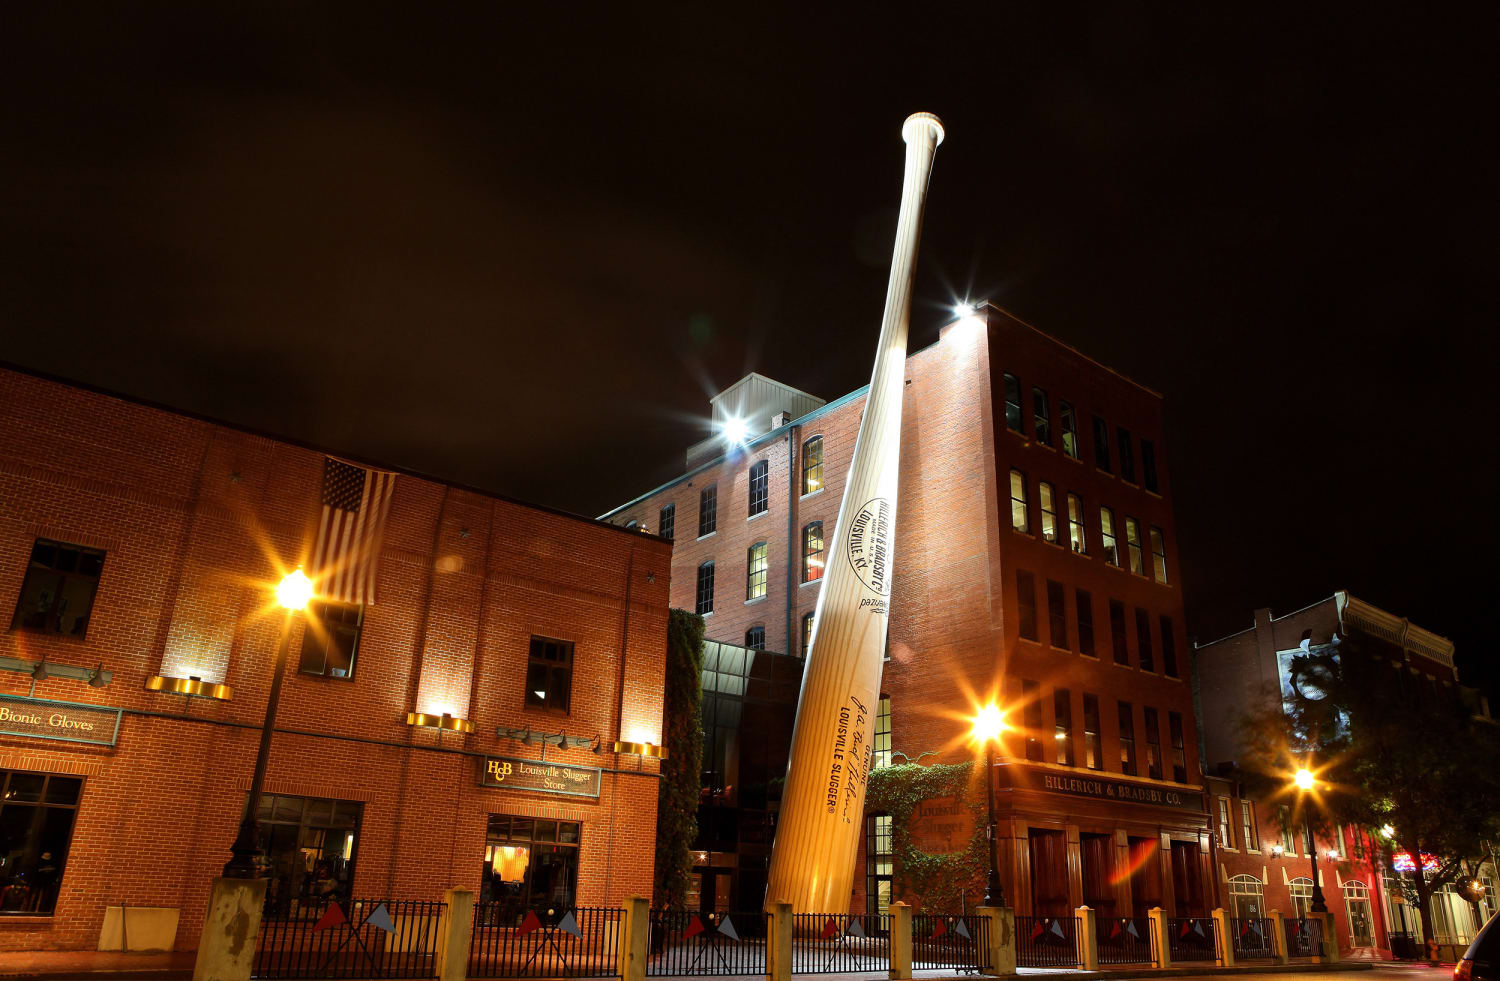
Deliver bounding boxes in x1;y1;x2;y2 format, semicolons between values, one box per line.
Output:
254;794;362;918
0;770;82;915
482;815;580;915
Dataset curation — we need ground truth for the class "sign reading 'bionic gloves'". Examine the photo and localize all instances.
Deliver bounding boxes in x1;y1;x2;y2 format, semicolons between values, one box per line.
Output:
477;756;601;798
0;695;123;746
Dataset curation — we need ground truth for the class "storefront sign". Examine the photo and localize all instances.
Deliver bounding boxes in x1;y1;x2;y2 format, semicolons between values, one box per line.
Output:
908;795;976;854
478;756;601;799
0;694;122;746
1006;764;1204;813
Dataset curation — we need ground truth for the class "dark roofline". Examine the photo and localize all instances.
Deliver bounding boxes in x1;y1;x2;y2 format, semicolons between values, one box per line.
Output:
980;302;1164;400
1;359;667;546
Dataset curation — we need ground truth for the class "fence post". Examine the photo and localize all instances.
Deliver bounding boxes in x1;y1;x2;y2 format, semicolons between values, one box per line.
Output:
1073;906;1097;971
977;907;1014;977
1211;908;1234;967
434;889;474;981
1268;910;1290;964
889;902;912;981
621;896;650;981
1311;911;1339;964
192;877;267;981
766;901;792;981
1147;906;1170;969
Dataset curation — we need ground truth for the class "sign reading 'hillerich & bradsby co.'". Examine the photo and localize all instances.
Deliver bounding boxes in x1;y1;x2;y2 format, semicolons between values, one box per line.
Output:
478;756;601;799
0;694;123;747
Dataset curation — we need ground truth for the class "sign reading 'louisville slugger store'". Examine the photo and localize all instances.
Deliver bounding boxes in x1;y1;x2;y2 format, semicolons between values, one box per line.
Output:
478;755;601;799
1006;763;1204;812
0;694;123;747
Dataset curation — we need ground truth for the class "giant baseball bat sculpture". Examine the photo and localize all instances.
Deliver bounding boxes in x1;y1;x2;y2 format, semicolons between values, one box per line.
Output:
766;112;945;913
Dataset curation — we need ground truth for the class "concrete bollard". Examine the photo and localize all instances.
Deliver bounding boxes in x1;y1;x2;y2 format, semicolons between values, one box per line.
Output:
1074;906;1098;971
192;877;267;981
1311;911;1339;964
766;901;793;981
1147;906;1171;969
977;907;1016;977
620;896;650;981
1268;910;1290;964
1211;908;1234;967
434;888;474;981
889;902;912;981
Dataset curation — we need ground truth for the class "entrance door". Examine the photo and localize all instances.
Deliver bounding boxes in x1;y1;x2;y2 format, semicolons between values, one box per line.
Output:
1080;834;1115;917
1029;829;1070;916
1169;841;1205;916
1127;837;1161;916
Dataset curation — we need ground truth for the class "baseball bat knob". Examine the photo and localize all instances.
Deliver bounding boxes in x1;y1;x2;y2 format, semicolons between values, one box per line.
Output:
902;111;945;146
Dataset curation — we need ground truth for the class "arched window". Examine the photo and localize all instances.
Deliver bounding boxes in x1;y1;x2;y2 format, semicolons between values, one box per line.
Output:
1344;880;1373;946
746;542;768;600
1228;874;1265;920
801;611;815;655
802;437;824;495
1289;877;1314;919
696;562;715;616
745;626;765;650
803;522;825;583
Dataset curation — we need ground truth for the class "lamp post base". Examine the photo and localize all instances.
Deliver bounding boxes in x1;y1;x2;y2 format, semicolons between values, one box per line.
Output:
222;816;263;879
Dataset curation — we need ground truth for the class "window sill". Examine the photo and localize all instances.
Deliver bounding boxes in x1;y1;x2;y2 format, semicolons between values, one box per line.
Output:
747;511;768;522
800;488;825;501
1112;660;1134;670
697;531;716;541
745;596;767;607
800;578;822;588
1049;645;1072;654
1079;652;1100;660
1145;489;1162;499
1064;453;1083;464
1036;442;1056;453
1042;537;1066;550
0;914;56;921
1011;528;1034;538
699;611;713;618
1122;480;1139;490
1095;467;1114;478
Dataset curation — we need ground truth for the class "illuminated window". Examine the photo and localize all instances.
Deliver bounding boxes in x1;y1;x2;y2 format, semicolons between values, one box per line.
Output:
10;539;105;638
525;636;574;713
1143;708;1162;780
1054;689;1074;766
1289;877;1315;918
873;696;892;769
1067;494;1087;554
1060;401;1079;459
1168;711;1186;782
1023;680;1044;761
1109;600;1128;666
801;437;824;495
1082;694;1101;770
257;794;362;918
1047;579;1067;649
696;562;715;615
1218;798;1234;848
1017;570;1038;641
1278;807;1297;855
1160;615;1178;678
1076;589;1096;656
698;486;717;537
1118;702;1136;775
1010;470;1030;533
801;611;815;655
0;769;83;915
658;504;675;542
1033;388;1051;446
1241;800;1258;851
866;814;893;917
1229;874;1265;920
748;461;769;517
1100;507;1120;566
1141;439;1159;493
483;814;581;912
803;522;825;583
1118;427;1136;483
745;626;765;650
299;601;363;679
1136;608;1154;672
1039;481;1058;543
1150;527;1168;583
746;542;768;600
1004;374;1023;433
1092;415;1111;472
1125;517;1145;575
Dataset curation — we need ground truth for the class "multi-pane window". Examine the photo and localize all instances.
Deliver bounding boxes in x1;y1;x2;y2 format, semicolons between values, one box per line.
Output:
1125;517;1145;575
1054;689;1074;766
1136;608;1155;672
1149;527;1168;583
1100;507;1120;566
1141;439;1159;493
745;626;765;650
696;562;715;615
483;814;581;912
658;504;675;542
1082;694;1102;770
1240;801;1258;851
1092;415;1111;471
1076;589;1095;656
746;542;768;600
1023;680;1044;762
1218;798;1235;848
1169;712;1187;782
525;636;574;713
1109;600;1128;665
1067;494;1087;554
1144;707;1162;780
299;601;363;679
698;486;717;537
0;770;83;915
1004;373;1023;433
1009;470;1030;533
1277;807;1297;855
802;437;824;495
1118;702;1137;775
257;794;362;917
1046;580;1067;649
1038;482;1058;544
873;696;892;769
801;611;815;655
1060;401;1079;459
10;539;105;637
748;461;769;516
1017;570;1038;641
1033;388;1051;446
1160;615;1178;678
866;814;893;917
1118;427;1136;483
803;522;825;583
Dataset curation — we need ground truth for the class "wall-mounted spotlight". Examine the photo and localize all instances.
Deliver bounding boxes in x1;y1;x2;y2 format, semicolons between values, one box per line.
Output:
406;711;474;733
1;655;114;687
31;659;48;682
147;675;234;701
613;740;668;759
88;663;108;688
499;727;601;750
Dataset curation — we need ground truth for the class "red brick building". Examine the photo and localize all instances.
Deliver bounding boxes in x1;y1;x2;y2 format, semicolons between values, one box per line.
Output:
0;366;671;954
604;303;1212;918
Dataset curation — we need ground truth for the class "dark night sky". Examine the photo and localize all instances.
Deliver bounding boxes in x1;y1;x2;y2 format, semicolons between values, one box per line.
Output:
3;6;1496;697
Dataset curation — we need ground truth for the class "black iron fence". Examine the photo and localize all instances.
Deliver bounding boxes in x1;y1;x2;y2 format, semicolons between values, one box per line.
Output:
1015;915;1079;968
254;898;444;979
1167;916;1218;962
1284;916;1323;958
1231;917;1276;959
912;914;989;973
790;914;890;974
646;911;768;976
467;905;619;978
1389;931;1421;960
1096;916;1154;965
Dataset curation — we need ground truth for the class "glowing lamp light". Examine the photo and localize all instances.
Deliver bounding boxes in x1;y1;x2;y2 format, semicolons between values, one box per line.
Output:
971;704;1006;744
1380;824;1395;838
721;416;749;446
276;568;314;611
1294;768;1316;791
1327;850;1340;862
952;301;985;331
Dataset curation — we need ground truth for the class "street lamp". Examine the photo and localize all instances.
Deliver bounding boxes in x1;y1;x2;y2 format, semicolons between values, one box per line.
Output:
971;703;1007;908
1293;767;1328;914
223;568;313;878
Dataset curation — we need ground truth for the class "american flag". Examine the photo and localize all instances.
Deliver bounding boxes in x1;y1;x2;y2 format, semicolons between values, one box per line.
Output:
310;457;396;605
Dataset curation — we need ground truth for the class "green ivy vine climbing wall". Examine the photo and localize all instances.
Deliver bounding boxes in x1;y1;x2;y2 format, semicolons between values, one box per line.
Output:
866;760;988;912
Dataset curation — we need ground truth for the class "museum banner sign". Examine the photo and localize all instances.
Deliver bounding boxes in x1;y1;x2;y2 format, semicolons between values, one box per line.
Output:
0;694;123;747
478;756;601;799
1005;763;1204;813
